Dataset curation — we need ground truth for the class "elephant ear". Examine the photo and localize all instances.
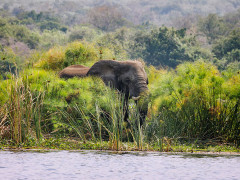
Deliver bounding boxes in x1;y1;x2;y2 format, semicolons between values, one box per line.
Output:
87;60;120;88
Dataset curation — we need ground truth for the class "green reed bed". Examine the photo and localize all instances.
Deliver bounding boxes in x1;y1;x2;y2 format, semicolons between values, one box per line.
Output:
0;60;240;151
0;75;45;145
148;61;240;146
58;87;145;151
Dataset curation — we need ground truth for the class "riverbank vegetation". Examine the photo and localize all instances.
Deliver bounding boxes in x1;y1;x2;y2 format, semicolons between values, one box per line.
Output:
0;3;240;152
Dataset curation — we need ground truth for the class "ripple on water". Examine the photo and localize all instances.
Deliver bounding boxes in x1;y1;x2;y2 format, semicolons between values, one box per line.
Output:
0;150;240;180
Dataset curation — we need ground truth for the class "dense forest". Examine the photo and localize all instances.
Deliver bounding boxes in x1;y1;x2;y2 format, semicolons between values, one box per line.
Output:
1;0;240;26
0;0;240;150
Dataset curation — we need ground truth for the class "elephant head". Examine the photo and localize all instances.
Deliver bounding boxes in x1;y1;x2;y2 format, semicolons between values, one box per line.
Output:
59;65;90;78
87;60;149;125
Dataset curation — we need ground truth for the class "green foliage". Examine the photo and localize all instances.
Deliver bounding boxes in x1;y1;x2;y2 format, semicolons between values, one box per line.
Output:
20;68;118;136
213;28;240;60
0;47;19;79
15;10;67;32
16;10;58;23
34;41;116;70
1;75;45;144
148;61;240;144
69;26;102;42
2;0;239;30
13;25;40;49
1;3;240;148
97;28;132;60
39;21;67;32
0;16;40;49
34;46;66;70
223;62;240;77
0;79;8;104
39;30;68;49
1;56;240;148
198;14;228;43
0;17;11;39
223;9;240;30
59;87;125;146
130;27;195;67
64;41;98;67
225;49;240;63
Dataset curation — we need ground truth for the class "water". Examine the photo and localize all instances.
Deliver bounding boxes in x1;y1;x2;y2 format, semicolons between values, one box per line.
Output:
0;150;240;180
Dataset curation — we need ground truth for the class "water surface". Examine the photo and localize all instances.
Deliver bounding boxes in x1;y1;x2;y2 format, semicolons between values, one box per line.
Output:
0;150;239;180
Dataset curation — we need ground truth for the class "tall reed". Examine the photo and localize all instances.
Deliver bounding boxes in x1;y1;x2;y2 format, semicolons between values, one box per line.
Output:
5;75;45;144
148;61;240;145
58;87;147;150
127;101;145;150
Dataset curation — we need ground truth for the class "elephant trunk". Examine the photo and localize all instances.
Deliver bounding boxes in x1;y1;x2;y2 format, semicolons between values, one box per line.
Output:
136;89;149;126
132;76;149;125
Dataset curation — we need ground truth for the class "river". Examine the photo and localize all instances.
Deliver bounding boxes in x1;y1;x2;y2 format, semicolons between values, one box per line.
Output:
0;150;239;180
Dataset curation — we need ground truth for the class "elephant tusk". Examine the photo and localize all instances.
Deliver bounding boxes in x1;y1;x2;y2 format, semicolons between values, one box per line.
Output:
132;96;141;101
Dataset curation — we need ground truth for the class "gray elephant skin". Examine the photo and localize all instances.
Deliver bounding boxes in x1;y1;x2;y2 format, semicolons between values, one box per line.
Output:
60;60;149;125
59;65;90;78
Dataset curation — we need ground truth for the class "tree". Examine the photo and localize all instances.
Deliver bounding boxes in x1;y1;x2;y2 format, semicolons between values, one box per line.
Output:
97;28;132;59
198;14;228;44
13;26;40;49
212;28;240;65
0;17;10;39
130;27;194;67
88;5;128;32
39;21;67;32
0;47;17;79
69;26;99;42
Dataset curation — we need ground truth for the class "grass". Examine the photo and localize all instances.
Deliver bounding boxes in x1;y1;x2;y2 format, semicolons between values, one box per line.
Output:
1;55;240;153
148;61;240;145
1;137;240;154
1;75;45;145
58;87;130;151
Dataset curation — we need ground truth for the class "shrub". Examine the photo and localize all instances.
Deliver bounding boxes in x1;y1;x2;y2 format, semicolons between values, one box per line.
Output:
212;28;240;59
64;41;98;67
129;27;194;67
69;26;101;42
34;41;99;70
34;46;66;70
0;47;19;79
148;60;240;144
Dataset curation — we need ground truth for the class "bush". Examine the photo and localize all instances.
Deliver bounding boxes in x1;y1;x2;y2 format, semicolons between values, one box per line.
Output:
0;17;10;39
213;28;240;60
39;30;68;49
39;21;67;32
69;26;101;42
148;60;240;143
20;68;119;136
12;25;40;49
198;14;228;43
0;47;19;79
129;27;195;67
34;46;66;70
97;28;132;60
34;41;116;70
64;41;98;67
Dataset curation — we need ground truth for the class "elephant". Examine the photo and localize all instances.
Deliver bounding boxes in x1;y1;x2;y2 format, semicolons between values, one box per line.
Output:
60;60;149;125
59;65;90;78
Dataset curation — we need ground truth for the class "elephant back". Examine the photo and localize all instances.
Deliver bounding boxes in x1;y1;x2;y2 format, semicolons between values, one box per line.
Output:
59;65;90;78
